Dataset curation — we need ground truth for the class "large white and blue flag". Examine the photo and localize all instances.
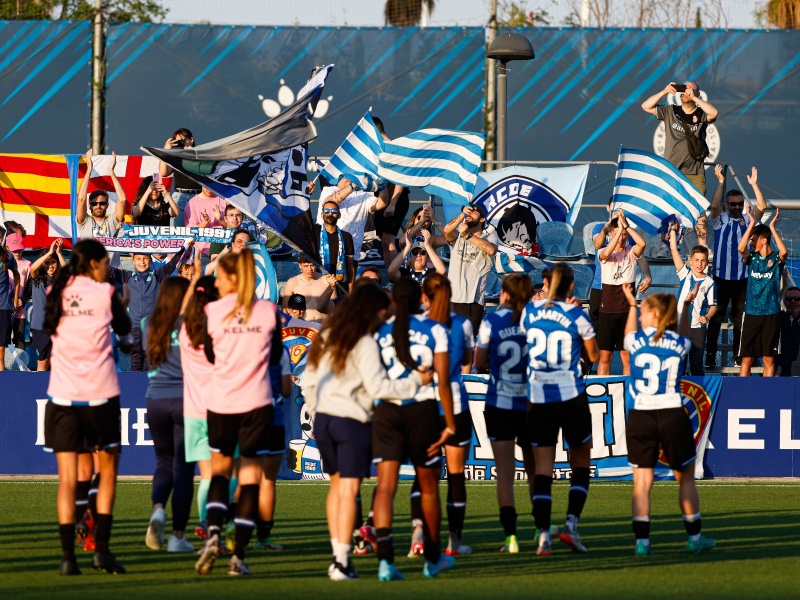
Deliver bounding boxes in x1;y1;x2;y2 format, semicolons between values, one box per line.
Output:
612;146;710;235
378;129;486;206
319;110;385;192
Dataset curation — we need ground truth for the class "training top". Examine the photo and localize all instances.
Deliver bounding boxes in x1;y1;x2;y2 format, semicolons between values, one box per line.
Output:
476;307;528;411
302;333;422;423
143;316;183;399
520;299;595;404
676;265;717;328
744;250;783;316
179;320;213;420
48;276;131;404
434;313;474;415
204;295;278;414
375;314;449;404
624;326;690;411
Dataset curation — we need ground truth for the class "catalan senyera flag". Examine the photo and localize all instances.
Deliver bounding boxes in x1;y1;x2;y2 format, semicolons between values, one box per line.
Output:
0;153;172;249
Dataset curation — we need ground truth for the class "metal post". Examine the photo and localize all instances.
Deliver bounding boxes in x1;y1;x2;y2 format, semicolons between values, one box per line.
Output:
91;0;105;154
496;61;507;169
485;0;497;167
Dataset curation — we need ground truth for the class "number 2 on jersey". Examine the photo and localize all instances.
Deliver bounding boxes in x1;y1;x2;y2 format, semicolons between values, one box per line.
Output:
527;329;572;370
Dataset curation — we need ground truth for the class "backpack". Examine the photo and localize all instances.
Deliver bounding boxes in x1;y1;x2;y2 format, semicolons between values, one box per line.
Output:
673;105;709;162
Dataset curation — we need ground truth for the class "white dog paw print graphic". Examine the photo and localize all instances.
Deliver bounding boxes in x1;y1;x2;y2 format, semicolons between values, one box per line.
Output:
259;79;333;119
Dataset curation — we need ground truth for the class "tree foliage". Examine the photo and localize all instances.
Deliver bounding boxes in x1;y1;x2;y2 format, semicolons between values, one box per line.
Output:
762;0;800;28
0;0;168;22
384;0;435;26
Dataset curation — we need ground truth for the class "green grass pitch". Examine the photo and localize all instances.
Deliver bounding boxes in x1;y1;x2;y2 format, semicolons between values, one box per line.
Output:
1;479;799;599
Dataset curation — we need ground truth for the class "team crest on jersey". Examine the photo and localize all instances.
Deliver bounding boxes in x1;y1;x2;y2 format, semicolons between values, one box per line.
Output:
657;379;714;467
471;175;570;255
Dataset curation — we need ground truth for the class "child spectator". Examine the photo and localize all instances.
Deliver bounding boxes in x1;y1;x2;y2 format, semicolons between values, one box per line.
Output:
669;224;717;375
28;239;67;371
737;206;787;377
110;243;192;371
5;233;30;350
597;209;646;375
0;236;20;370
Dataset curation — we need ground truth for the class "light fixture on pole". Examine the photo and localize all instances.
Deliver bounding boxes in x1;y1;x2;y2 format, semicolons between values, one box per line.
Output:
486;32;534;169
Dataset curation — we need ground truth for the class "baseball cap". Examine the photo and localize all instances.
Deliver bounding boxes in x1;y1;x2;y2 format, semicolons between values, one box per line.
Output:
5;233;24;251
288;293;307;310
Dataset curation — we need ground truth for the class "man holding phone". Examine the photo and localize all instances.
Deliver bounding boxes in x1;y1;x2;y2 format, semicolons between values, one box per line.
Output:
641;81;718;195
159;128;200;226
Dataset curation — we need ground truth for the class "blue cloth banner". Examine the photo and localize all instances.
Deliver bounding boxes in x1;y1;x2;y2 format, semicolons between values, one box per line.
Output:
249;241;279;303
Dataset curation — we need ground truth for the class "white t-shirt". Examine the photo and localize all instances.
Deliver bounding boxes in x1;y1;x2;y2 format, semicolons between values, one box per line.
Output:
317;187;377;259
600;245;638;285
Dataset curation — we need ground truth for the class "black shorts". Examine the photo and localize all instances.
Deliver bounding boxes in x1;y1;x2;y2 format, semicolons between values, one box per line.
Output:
597;312;628;352
31;328;52;360
527;392;592;448
739;312;781;358
588;287;602;325
314;413;373;479
626;408;696;470
372;401;442;468
484;406;530;447
207;405;274;458
0;309;11;346
373;188;410;238
444;410;473;448
264;425;286;456
44;397;121;453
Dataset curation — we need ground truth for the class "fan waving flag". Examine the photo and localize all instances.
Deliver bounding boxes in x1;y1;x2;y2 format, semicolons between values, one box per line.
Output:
612;147;710;235
142;65;333;257
320;110;385;192
378;129;486;206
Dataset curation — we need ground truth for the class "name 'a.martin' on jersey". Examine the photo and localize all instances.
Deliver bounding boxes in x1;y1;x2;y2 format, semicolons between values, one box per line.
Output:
476;307;528;411
623;327;691;411
521;299;595;404
375;314;449;403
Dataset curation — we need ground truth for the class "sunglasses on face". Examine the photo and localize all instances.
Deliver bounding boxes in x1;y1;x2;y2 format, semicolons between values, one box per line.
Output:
411;248;427;256
90;201;108;207
322;208;340;215
786;297;800;302
728;202;744;208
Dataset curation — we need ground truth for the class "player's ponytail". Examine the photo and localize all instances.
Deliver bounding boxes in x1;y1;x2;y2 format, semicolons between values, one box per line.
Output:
643;293;678;343
422;273;451;328
392;277;422;369
184;276;220;349
219;248;256;323
543;262;574;307
502;273;533;323
43;239;107;336
146;277;190;368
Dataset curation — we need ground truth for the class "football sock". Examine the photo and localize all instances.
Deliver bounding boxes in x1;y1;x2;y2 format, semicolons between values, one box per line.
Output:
683;512;702;538
88;474;101;518
59;523;76;561
334;540;351;567
257;519;274;539
94;513;112;555
632;516;650;540
566;467;590;528
446;472;467;539
376;527;394;563
499;505;517;537
532;475;553;532
75;481;90;522
233;484;258;560
206;475;229;536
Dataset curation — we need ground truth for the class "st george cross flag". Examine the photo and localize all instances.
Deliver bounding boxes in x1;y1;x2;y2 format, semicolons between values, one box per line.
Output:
142;65;333;257
378;129;486;206
319;110;385;192
612;147;710;235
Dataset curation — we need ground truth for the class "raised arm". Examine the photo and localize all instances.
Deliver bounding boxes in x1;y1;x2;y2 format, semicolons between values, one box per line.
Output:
180;250;204;315
76;148;93;225
624;220;646;258
131;183;152;219
668;225;685;272
109;153;127;224
770;207;788;263
687;87;718;122
593;220;611;250
442;211;466;244
622;283;639;336
709;164;725;220
738;203;756;261
388;233;412;282
747;167;767;223
423;229;447;274
30;240;58;279
641;83;675;116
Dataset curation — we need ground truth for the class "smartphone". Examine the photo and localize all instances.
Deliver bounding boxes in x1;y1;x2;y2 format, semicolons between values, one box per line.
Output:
673;84;687;93
152;172;161;184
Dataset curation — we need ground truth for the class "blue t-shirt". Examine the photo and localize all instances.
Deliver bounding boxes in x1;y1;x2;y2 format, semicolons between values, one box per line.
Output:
434;313;473;415
143;317;183;399
30;277;50;330
624;326;690;411
520;299;595;404
0;251;19;310
745;251;783;316
375;314;449;404
476;308;528;411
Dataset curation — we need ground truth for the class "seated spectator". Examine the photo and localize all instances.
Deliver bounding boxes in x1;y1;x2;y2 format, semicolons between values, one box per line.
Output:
738;206;787;377
5;233;30;350
132;176;179;226
399;204;447;252
669;224;717;375
282;254;337;323
75;149;127;243
597;209;646;375
388;229;446;284
209;205;249;261
110;242;192;371
779;287;800;377
183;187;226;260
317;177;388;267
28;239;66;371
314;200;355;292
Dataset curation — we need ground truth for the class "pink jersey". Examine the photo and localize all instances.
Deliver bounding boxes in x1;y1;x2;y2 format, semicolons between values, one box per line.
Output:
179;321;213;419
48;276;119;404
204;295;277;414
11;257;31;319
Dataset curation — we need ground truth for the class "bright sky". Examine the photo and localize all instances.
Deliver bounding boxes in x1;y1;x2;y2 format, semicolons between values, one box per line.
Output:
159;0;762;29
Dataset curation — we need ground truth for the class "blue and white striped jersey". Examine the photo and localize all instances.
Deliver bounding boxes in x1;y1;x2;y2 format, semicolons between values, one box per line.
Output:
375;314;449;403
521;300;595;404
476;308;528;411
712;212;752;281
623;327;690;411
434;313;474;415
676;265;716;328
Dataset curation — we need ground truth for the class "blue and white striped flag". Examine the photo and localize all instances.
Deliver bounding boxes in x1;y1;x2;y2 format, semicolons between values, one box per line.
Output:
378;129;486;206
612;146;710;235
320;111;385;192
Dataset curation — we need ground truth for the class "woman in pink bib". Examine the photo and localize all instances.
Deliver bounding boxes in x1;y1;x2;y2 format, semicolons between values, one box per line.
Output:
194;248;282;577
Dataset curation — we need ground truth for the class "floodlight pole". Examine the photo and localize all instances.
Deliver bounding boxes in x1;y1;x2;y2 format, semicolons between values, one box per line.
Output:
496;60;508;170
91;0;105;154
